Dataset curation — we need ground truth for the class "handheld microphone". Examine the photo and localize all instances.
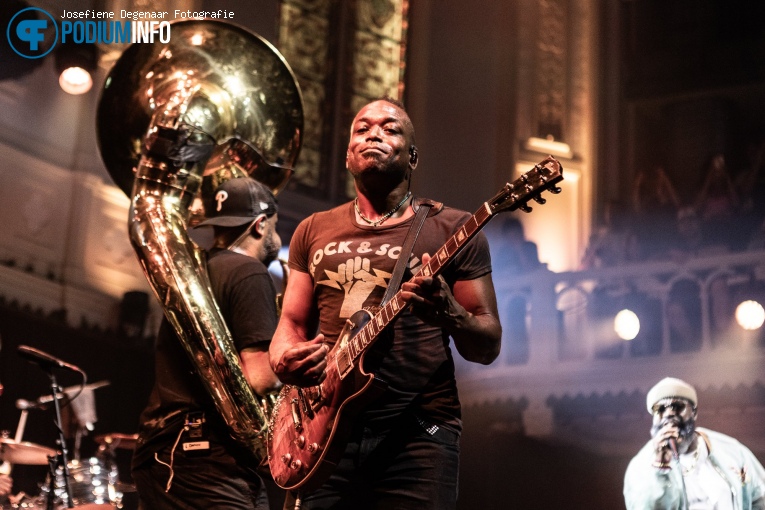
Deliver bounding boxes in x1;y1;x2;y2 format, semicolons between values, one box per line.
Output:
667;437;679;459
17;345;82;373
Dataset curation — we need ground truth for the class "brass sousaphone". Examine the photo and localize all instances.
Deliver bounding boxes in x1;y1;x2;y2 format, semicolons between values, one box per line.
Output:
96;19;303;462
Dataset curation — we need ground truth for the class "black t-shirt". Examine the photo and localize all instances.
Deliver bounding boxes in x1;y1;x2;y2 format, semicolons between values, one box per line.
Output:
289;202;492;432
132;249;277;467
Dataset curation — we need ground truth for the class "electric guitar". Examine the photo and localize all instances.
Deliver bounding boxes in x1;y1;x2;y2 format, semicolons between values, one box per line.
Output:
267;156;564;491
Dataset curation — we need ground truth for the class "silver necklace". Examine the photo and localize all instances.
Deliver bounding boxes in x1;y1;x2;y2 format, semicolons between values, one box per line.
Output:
354;191;412;226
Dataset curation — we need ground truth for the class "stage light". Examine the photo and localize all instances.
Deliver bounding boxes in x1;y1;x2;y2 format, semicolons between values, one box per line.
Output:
55;43;98;95
59;67;92;95
735;300;765;331
614;309;640;340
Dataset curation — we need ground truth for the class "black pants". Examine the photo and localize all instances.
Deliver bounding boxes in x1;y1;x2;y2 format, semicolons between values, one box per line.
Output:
132;441;271;510
295;414;460;510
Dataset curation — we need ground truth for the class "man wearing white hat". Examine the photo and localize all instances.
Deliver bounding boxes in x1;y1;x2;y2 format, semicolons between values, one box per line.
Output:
624;377;765;509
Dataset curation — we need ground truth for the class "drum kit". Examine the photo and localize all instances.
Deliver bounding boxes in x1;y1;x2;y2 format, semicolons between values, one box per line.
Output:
1;373;138;510
1;431;138;510
1;433;139;509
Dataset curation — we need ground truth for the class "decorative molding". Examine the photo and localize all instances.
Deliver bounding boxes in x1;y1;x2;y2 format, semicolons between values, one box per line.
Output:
356;0;406;41
279;1;334;190
0;263;114;330
567;0;595;160
534;0;568;142
278;0;409;200
350;0;408;104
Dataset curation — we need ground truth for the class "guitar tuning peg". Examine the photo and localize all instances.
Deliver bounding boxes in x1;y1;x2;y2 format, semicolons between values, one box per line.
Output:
533;196;546;204
550;186;562;194
519;204;532;213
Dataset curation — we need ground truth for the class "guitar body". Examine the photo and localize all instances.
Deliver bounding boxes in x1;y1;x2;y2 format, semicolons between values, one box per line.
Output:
268;309;388;491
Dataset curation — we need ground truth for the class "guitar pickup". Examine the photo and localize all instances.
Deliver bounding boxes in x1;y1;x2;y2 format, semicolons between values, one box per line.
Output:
335;348;354;380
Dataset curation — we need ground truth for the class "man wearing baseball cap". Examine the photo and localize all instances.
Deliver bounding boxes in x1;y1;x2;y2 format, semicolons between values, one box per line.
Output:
132;177;284;510
624;377;765;509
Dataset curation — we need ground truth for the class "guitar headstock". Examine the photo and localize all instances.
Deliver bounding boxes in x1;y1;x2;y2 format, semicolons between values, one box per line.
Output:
488;156;563;214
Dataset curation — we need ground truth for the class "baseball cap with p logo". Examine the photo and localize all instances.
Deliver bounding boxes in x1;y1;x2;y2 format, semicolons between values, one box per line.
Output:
195;177;277;228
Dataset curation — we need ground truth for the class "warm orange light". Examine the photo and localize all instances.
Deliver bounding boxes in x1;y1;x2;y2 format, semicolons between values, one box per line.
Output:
59;66;93;95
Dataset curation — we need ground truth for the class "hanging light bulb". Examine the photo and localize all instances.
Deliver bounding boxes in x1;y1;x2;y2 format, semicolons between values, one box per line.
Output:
55;43;97;95
59;66;93;95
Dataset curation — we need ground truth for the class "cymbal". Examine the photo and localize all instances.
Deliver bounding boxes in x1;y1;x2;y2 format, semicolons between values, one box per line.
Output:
93;433;138;450
0;438;56;465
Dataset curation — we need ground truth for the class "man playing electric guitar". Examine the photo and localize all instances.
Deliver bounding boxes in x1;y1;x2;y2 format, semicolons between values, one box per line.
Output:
269;97;502;510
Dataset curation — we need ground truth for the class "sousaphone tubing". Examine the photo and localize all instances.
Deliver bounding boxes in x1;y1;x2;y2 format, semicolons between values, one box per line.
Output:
96;19;303;462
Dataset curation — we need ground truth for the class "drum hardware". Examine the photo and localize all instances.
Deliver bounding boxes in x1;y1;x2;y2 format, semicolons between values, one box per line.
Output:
1;403;30;476
1;373;48;506
16;345;89;509
112;482;136;494
91;434;138;451
16;381;111;411
3;357;118;508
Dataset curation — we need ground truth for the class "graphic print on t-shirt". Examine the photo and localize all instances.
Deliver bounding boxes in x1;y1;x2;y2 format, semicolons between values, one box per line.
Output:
312;238;422;319
317;256;392;318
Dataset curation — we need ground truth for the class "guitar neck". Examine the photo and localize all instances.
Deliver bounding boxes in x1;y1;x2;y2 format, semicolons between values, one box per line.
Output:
341;204;494;364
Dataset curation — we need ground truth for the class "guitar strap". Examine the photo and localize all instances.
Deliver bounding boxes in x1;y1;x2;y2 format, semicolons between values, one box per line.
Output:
379;197;441;306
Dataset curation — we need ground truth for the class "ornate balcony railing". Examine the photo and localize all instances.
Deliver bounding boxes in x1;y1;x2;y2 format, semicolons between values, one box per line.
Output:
456;249;765;444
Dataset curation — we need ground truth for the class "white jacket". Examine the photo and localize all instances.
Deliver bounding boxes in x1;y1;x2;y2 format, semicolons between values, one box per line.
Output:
624;428;765;510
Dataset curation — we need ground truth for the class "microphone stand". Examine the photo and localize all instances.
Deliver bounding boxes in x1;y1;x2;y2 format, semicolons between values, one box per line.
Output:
44;369;75;509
